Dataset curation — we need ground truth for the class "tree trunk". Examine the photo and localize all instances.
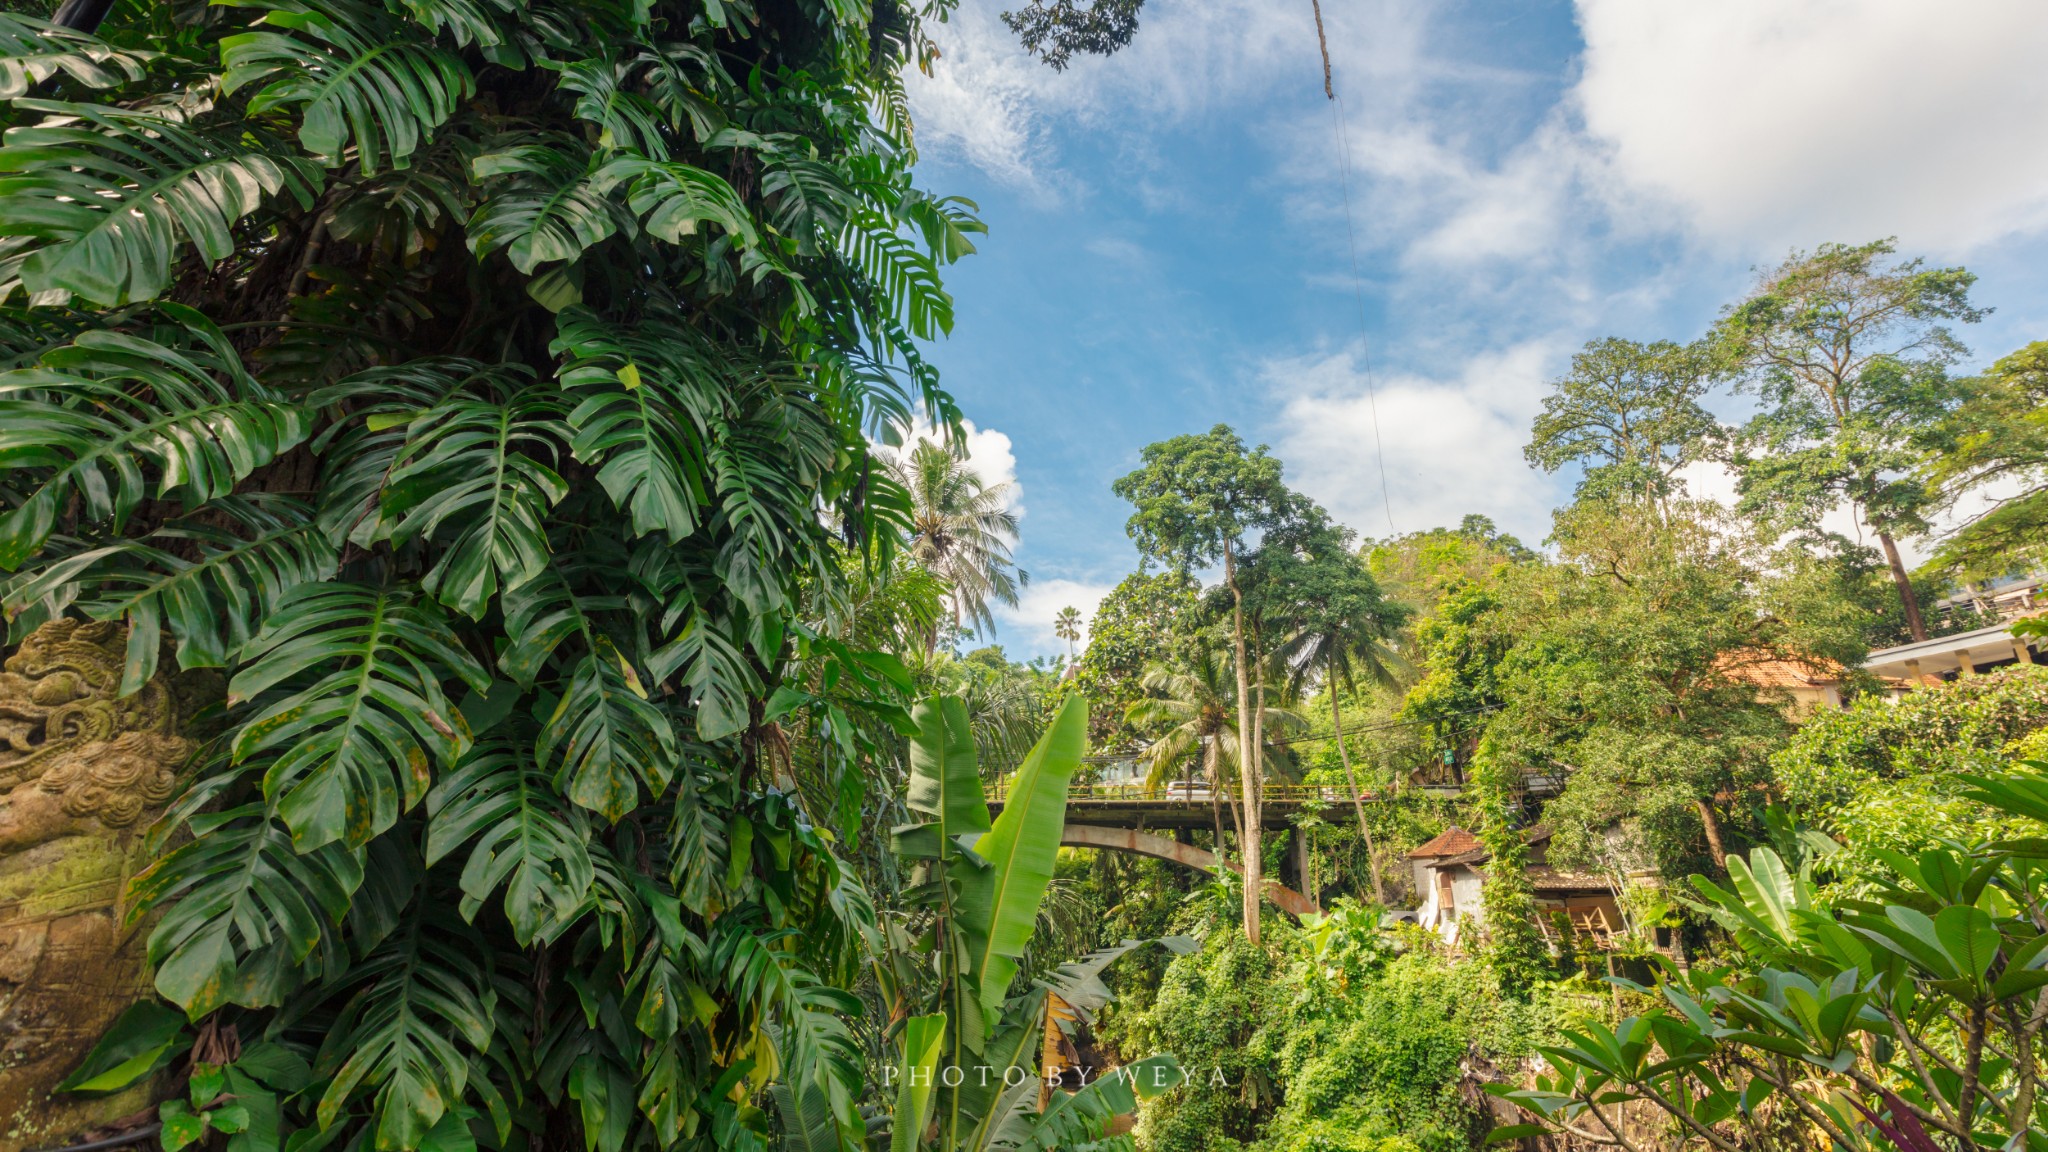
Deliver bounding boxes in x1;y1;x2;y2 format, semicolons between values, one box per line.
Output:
1696;798;1727;871
1878;530;1928;642
1331;685;1386;905
1224;540;1262;944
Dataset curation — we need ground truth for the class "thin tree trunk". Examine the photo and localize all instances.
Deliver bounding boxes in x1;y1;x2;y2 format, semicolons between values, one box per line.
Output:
1225;540;1261;944
1877;530;1928;642
1331;685;1385;905
1206;738;1226;860
1696;798;1727;871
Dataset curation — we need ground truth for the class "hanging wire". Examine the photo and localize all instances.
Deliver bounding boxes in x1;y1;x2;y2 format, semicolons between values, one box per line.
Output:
1310;0;1399;537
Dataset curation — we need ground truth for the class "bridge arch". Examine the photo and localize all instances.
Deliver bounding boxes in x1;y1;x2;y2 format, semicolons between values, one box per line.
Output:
1059;823;1317;917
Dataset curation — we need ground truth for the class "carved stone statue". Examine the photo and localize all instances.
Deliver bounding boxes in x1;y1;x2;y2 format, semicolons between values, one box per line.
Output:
0;620;199;1149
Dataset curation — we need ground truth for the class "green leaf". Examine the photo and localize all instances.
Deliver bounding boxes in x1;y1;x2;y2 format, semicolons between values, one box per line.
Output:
230;583;487;850
888;1014;944;1152
838;212;952;340
7;496;336;695
599;156;756;248
0;315;310;570
957;693;1087;1033
220;0;473;174
649;611;757;742
379;381;570;619
898;695;990;850
540;635;678;821
552;309;717;543
57;1000;188;1093
234;1042;314;1093
1933;904;2000;987
314;903;498;1148
467;143;621;274
0;103;320;305
131;801;365;1015
160;1099;207;1152
189;1063;227;1106
426;730;595;945
0;14;155;97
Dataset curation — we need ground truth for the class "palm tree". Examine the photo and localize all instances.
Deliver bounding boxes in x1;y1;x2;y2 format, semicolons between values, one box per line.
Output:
891;439;1028;648
1054;605;1083;662
1283;605;1408;906
1126;648;1304;858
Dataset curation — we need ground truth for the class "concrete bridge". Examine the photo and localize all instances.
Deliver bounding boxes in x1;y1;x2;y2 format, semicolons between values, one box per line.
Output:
1056;823;1318;916
988;782;1339;916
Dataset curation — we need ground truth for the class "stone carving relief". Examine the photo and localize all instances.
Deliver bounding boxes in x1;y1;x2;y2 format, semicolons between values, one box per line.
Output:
0;620;203;1150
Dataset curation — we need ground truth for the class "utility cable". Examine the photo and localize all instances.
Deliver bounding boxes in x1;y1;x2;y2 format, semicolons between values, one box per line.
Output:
1310;0;1399;536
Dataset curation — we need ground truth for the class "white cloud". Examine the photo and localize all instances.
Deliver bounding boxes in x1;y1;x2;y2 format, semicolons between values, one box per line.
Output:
1574;0;2048;253
904;0;1323;189
992;577;1117;661
1270;342;1563;544
877;415;1024;515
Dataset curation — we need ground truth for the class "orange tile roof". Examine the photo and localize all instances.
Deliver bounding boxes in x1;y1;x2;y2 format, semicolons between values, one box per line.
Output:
1407;826;1481;859
1712;648;1846;690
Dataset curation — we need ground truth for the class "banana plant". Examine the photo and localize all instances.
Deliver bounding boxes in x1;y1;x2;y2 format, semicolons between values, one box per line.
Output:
833;693;1184;1152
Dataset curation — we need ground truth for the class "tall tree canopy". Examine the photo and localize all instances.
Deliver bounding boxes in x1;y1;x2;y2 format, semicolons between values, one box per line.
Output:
1113;424;1290;942
0;0;979;1146
1713;238;1983;641
1523;336;1721;508
1928;340;2048;577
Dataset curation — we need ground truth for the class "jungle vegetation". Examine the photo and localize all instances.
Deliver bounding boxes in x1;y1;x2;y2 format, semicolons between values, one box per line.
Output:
1;1;2046;1149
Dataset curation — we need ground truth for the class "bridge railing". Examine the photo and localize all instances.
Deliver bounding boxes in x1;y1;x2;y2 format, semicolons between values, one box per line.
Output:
984;781;1381;805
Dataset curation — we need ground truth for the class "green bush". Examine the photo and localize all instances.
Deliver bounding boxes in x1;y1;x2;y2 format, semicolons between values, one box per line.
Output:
1772;665;2048;894
1129;911;1559;1152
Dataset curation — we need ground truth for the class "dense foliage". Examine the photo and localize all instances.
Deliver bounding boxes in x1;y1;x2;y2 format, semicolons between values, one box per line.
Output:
0;0;994;1146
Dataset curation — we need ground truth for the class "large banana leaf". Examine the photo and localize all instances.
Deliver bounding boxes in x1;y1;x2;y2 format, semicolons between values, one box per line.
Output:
0;103;320;305
956;693;1087;1032
220;0;473;174
230;583;489;850
890;1014;945;1152
895;695;989;859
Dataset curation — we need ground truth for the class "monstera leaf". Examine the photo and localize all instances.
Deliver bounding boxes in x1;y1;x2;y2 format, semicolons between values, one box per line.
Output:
230;583;489;851
131;801;366;1015
220;0;473;174
425;728;595;946
0;13;155;98
379;380;571;619
0;309;310;568
0;103;320;305
3;495;336;695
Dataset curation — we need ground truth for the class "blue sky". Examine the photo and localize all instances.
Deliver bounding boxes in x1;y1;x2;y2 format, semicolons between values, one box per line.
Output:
898;0;2048;659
